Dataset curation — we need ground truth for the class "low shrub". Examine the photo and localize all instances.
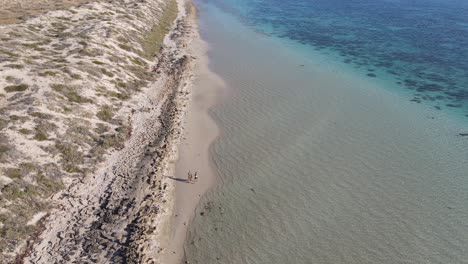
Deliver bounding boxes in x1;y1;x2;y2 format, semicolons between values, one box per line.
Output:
4;84;28;93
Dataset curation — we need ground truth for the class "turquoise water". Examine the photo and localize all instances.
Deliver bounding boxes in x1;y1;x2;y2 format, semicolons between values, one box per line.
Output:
186;1;468;263
200;0;468;119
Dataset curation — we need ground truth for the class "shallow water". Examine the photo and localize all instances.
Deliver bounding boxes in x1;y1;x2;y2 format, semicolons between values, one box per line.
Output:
185;1;468;263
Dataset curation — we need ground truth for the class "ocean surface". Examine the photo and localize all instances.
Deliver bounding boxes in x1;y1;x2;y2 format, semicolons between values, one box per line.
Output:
186;0;468;263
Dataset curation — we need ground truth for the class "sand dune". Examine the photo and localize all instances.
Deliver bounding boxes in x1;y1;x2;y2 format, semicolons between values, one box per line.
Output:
0;0;198;262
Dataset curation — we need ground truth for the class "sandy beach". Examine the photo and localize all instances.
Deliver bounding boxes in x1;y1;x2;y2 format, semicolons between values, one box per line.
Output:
159;25;224;263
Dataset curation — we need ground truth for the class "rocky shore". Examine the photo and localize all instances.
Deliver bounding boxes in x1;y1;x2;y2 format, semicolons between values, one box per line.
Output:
0;0;198;262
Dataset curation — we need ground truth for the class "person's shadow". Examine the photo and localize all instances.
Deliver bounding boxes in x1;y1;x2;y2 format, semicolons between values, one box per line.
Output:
166;176;190;183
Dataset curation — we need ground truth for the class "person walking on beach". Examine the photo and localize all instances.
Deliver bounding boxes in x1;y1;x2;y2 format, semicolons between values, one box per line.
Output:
194;172;198;181
187;171;192;182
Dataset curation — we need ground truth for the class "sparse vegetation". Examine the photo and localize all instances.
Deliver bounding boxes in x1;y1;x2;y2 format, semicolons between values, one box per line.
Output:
4;84;29;93
4;64;24;69
0;119;8;130
19;162;38;173
51;83;92;103
95;123;110;134
130;57;147;67
53;58;68;64
55;143;83;173
32;119;57;142
62;106;72;113
62;68;82;79
64;120;95;147
21;42;46;52
36;174;63;193
118;43;134;52
4;167;22;179
101;68;114;77
5;76;15;83
38;71;59;77
109;91;130;100
10;115;29;122
115;80;127;88
0;144;10;160
117;36;129;43
2;184;33;200
96;105;113;121
79;47;103;57
0;49;17;57
30;112;53;120
19;128;32;135
93;124;130;154
33;131;48;141
140;0;178;58
70;73;82;79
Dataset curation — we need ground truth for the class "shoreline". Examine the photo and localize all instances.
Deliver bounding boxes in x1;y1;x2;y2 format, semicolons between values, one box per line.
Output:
159;3;225;263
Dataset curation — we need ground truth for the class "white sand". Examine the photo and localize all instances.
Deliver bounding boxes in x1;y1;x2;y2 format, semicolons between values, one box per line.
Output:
26;212;47;226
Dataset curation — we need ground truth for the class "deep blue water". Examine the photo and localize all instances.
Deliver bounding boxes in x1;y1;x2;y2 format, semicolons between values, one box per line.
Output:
202;0;468;118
